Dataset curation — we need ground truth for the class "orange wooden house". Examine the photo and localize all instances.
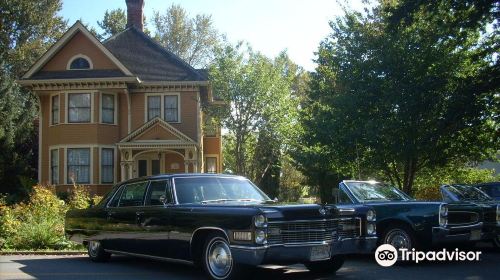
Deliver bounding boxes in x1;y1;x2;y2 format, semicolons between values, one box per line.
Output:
19;0;222;195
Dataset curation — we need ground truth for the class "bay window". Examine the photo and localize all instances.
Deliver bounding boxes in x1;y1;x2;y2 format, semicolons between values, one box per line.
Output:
51;95;59;125
67;148;90;184
68;93;91;123
101;94;115;124
101;148;114;183
50;149;59;184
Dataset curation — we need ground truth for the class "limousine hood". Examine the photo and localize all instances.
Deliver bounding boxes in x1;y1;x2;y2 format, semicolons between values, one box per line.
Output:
191;202;335;221
257;204;335;221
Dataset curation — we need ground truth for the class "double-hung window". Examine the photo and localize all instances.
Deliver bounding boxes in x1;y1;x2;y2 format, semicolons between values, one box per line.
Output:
50;149;59;184
68;93;91;123
147;94;179;122
101;94;115;124
147;96;161;121
101;148;114;184
164;95;178;122
51;95;59;125
67;148;90;184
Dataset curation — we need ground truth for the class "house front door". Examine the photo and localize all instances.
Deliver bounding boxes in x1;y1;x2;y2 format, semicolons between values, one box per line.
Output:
135;153;163;178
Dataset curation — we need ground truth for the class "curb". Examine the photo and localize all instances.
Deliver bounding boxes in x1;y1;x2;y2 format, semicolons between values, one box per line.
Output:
0;251;86;255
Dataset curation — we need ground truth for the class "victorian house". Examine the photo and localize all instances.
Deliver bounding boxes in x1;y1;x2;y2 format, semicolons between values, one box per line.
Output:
19;0;222;195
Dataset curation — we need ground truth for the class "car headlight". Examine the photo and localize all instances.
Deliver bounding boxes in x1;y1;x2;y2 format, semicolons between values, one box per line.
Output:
367;223;376;235
366;210;376;222
439;204;448;217
254;214;267;228
439;204;448;227
255;229;267;244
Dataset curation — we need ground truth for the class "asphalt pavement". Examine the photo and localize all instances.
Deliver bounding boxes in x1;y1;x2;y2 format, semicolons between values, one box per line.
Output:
0;247;498;280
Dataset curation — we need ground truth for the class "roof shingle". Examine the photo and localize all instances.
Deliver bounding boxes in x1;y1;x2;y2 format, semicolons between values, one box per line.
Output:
103;27;206;82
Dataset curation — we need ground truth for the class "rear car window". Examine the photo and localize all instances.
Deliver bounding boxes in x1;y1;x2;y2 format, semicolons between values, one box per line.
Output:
118;181;149;207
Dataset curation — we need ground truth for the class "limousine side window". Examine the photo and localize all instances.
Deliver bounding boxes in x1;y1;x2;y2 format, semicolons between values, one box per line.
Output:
118;181;149;207
147;180;173;205
108;185;124;207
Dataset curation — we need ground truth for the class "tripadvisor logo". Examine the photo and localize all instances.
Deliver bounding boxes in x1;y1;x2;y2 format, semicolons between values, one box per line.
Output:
375;244;482;267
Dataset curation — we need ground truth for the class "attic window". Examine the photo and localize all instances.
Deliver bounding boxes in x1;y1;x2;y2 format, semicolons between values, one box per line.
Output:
67;55;93;70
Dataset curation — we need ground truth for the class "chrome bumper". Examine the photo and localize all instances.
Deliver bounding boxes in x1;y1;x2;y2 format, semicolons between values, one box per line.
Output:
432;222;483;244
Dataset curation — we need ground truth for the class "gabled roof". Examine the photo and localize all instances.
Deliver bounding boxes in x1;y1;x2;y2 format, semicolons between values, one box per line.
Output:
120;117;196;144
22;21;133;79
103;27;206;82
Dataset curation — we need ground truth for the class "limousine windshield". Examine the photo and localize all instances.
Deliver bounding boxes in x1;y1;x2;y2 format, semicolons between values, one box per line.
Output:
174;176;271;204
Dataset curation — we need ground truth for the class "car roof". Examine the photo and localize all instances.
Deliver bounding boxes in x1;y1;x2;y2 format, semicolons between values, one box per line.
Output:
118;173;247;185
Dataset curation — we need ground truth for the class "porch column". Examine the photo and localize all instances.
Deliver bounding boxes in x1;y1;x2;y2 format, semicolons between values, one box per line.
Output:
128;162;133;179
184;161;189;173
120;162;126;181
193;161;198;173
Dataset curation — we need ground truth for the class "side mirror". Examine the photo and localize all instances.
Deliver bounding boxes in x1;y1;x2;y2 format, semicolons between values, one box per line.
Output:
159;195;167;205
273;197;279;202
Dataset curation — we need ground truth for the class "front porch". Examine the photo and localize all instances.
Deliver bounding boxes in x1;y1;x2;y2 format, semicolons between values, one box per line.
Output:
117;117;204;180
117;145;201;181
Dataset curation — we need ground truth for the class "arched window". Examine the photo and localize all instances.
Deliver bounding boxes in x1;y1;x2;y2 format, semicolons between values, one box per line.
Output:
67;55;93;70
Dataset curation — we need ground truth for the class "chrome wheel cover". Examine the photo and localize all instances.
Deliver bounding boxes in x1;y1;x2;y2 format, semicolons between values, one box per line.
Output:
207;238;233;279
385;229;411;250
88;241;100;257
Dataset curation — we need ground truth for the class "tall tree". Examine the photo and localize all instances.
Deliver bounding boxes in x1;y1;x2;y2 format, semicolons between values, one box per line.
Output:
298;0;499;197
209;43;300;186
0;0;66;199
95;8;150;40
98;9;127;39
153;4;219;68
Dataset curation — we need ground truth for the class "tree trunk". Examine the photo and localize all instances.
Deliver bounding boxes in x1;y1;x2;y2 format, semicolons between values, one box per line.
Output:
402;158;417;195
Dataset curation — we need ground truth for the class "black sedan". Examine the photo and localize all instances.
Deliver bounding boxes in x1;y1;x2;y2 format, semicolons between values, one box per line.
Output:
65;174;377;280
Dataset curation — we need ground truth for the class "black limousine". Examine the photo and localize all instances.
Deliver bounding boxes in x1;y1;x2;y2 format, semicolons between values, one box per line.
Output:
65;174;377;280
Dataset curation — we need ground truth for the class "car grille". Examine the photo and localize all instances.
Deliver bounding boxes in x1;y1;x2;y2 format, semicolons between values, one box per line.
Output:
448;211;480;226
267;219;336;244
336;218;362;240
266;218;362;245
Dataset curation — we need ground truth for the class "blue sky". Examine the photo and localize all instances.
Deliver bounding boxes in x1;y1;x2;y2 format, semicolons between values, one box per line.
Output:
60;0;364;71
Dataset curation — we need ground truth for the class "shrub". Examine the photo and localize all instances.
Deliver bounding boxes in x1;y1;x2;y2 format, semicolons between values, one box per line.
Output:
67;185;91;210
0;185;70;250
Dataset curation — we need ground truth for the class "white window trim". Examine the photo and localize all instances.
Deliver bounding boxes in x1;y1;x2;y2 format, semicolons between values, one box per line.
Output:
64;146;93;185
144;92;181;124
99;146;117;184
66;54;94;70
49;93;60;127
204;154;220;174
65;91;95;124
49;147;59;185
99;92;118;125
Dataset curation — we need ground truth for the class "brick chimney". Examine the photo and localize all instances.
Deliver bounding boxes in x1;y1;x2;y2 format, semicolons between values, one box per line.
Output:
126;0;144;31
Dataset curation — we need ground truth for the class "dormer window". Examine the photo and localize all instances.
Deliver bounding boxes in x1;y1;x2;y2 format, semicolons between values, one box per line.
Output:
67;55;93;70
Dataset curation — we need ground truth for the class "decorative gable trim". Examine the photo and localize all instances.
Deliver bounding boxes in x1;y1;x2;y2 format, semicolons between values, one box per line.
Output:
22;21;134;79
120;117;196;144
